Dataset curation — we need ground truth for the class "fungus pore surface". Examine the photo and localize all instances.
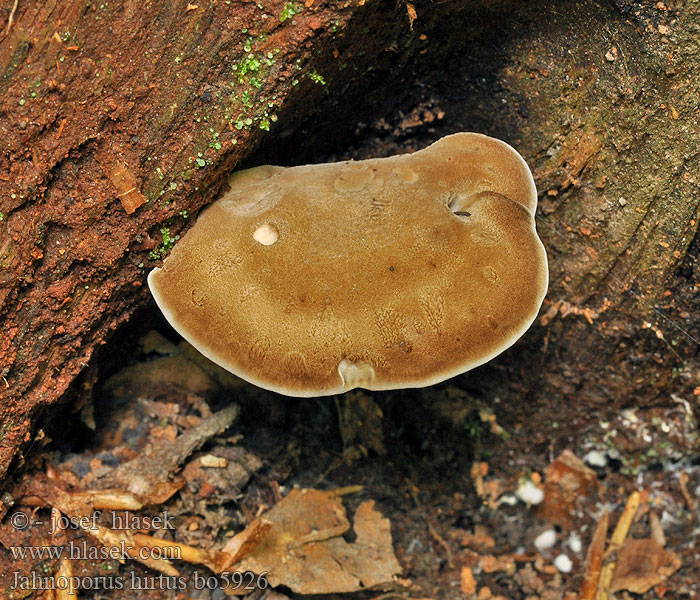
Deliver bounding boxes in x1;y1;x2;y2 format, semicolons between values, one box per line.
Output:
148;133;548;396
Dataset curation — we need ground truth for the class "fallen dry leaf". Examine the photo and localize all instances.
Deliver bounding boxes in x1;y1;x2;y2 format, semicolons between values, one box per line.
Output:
217;517;273;571
104;347;237;399
405;2;417;28
611;538;681;594
536;449;598;527
227;488;401;593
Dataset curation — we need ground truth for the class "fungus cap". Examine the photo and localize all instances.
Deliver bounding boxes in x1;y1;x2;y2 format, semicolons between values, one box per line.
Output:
148;133;548;397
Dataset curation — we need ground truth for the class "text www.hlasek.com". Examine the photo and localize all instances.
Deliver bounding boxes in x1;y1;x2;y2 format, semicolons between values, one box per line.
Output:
11;543;269;592
11;539;180;562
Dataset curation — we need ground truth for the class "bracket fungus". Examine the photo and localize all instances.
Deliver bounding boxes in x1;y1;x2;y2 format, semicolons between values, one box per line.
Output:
148;133;548;397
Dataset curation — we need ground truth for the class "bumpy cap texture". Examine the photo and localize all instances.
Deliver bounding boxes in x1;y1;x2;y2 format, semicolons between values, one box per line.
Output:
148;133;548;396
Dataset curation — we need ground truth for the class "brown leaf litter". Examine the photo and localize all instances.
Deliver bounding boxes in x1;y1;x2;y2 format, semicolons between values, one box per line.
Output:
578;490;681;599
222;488;402;594
2;371;402;599
536;449;600;527
611;537;681;594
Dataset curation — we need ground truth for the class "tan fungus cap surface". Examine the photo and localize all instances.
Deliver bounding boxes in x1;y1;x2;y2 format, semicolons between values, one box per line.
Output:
148;133;548;396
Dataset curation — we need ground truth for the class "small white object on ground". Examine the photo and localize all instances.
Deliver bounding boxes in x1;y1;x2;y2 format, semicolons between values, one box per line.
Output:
567;532;582;553
499;494;518;506
515;479;544;505
534;528;557;551
200;454;228;468
554;553;573;573
583;450;607;467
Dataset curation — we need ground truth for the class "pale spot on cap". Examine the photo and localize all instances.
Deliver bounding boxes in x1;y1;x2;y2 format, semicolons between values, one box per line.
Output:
338;359;376;390
253;223;279;245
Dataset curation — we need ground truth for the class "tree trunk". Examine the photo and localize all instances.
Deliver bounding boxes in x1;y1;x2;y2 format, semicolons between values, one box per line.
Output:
1;0;698;477
0;0;364;477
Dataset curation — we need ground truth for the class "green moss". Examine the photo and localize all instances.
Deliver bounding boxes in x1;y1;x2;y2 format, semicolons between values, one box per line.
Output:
150;227;180;260
280;2;300;22
308;70;326;85
232;36;275;89
241;90;254;107
142;34;282;202
208;128;222;150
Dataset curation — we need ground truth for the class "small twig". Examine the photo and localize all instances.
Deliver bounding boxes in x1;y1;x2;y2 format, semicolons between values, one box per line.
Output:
579;511;608;600
596;491;640;600
133;532;213;565
678;471;695;512
5;0;19;35
331;484;365;496
56;117;67;141
56;555;77;600
649;510;666;547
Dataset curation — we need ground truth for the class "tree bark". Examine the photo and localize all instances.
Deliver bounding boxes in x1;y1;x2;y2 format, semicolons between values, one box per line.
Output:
1;0;698;477
0;0;363;477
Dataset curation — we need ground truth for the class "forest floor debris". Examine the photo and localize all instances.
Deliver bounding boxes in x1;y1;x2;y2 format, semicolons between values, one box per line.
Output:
0;331;697;599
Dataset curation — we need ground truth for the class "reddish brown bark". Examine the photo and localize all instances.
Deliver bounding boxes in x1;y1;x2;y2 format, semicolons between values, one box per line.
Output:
0;0;360;477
